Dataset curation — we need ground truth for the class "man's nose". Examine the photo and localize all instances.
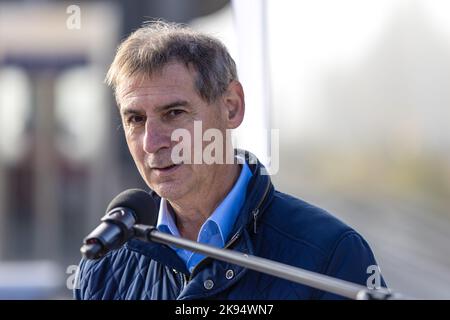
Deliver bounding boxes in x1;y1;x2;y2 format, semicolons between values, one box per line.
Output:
143;120;171;154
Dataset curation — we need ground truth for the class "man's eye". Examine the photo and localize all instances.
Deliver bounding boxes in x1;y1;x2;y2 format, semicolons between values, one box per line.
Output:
127;115;146;124
167;109;185;118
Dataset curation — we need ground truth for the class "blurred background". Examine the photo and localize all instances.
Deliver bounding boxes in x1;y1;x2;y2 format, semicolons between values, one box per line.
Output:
0;0;449;299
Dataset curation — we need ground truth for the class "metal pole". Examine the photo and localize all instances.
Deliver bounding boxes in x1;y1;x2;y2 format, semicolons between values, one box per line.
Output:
133;224;398;300
32;72;60;260
0;157;5;258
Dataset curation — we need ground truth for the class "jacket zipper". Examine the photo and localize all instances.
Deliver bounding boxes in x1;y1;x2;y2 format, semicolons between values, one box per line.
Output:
251;177;271;234
180;273;188;291
187;178;271;282
252;208;260;234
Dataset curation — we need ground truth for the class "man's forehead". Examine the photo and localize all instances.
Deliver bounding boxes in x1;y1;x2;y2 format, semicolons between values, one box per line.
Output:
120;62;196;90
118;87;191;112
117;64;198;109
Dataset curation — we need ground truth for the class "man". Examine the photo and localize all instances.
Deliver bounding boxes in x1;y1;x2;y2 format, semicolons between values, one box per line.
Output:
75;21;385;300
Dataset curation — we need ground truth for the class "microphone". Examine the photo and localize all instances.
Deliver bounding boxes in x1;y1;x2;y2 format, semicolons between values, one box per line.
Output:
80;189;157;260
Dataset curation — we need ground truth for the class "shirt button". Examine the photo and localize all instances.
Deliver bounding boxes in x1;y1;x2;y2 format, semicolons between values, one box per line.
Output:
204;279;214;290
225;269;234;280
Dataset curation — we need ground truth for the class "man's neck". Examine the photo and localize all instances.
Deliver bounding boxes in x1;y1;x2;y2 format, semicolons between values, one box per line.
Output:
168;163;241;241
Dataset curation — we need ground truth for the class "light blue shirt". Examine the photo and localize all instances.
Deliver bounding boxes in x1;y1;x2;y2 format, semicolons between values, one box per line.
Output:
157;159;253;273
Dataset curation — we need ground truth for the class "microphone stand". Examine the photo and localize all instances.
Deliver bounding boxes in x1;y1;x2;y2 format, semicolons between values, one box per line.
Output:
133;224;404;300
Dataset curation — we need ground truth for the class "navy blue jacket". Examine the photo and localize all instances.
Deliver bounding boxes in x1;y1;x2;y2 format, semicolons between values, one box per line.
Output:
75;152;385;300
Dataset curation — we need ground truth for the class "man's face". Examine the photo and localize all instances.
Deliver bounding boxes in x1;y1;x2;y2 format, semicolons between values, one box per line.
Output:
117;62;229;202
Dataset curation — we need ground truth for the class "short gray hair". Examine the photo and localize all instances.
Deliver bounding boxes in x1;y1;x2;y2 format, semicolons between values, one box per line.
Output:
105;20;238;104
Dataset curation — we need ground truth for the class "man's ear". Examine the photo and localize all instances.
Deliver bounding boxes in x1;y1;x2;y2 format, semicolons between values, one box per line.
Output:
222;80;245;129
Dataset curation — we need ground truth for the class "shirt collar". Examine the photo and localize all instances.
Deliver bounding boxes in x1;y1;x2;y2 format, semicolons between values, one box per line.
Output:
157;196;181;237
203;159;252;246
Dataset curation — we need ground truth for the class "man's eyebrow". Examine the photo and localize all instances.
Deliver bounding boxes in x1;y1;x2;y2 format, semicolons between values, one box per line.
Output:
154;100;190;112
121;100;190;116
121;108;141;116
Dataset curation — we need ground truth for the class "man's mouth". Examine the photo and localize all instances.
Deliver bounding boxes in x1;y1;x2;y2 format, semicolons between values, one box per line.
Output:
151;164;181;174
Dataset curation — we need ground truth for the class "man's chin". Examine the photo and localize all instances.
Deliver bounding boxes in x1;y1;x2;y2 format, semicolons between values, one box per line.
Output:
151;182;187;201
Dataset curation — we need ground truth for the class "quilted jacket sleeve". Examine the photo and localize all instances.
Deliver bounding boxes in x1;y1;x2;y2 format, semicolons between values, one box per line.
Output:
314;231;387;300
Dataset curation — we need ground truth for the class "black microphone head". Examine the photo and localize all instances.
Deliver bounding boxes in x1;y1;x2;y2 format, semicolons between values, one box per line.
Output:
106;189;158;226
